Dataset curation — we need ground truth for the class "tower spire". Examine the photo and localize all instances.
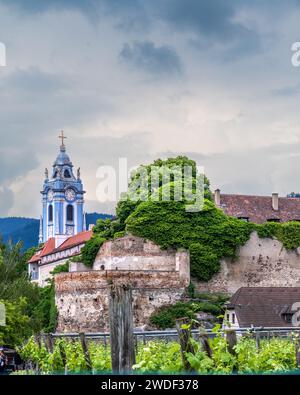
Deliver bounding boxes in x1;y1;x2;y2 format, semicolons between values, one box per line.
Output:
58;130;67;151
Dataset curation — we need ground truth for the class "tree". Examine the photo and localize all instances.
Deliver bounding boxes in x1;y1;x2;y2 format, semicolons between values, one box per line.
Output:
0;298;31;346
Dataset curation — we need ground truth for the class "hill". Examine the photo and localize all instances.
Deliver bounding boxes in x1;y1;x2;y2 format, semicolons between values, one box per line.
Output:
0;213;114;250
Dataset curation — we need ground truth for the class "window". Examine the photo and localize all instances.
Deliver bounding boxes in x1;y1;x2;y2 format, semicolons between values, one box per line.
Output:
66;204;74;222
48;205;53;222
31;267;39;280
232;313;235;324
226;313;230;322
64;169;71;178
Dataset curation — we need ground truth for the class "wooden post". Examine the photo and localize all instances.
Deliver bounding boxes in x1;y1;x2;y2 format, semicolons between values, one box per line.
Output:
199;331;212;358
226;329;237;356
79;332;93;372
34;333;42;349
58;342;68;375
109;284;136;373
175;317;195;371
34;334;41;374
226;329;237;373
295;339;300;368
43;334;54;353
255;331;261;350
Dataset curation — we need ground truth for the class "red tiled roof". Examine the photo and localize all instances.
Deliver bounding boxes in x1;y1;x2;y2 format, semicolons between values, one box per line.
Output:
28;238;55;263
28;230;92;264
228;287;300;327
217;194;300;223
57;230;92;251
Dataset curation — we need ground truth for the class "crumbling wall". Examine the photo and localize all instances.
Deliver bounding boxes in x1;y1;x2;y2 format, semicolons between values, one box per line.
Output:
55;271;186;332
55;235;190;332
196;232;300;294
93;235;189;275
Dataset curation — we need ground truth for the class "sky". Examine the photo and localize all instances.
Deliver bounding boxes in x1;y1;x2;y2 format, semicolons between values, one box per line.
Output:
1;0;300;216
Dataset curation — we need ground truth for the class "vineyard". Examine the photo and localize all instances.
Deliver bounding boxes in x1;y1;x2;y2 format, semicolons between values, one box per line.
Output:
16;326;300;375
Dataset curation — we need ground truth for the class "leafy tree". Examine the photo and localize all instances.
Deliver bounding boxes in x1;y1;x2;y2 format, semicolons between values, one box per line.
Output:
79;235;106;267
0;298;31;346
80;155;300;282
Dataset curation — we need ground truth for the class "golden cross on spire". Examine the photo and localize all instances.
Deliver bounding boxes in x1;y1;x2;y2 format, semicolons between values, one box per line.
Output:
58;130;67;146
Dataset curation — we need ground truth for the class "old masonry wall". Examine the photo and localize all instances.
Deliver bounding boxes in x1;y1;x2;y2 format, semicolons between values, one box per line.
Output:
55;235;190;332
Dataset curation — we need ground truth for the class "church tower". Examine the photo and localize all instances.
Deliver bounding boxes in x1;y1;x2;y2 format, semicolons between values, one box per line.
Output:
40;132;86;243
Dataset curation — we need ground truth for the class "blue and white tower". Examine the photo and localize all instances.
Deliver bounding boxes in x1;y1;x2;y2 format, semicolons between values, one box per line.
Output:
40;132;86;243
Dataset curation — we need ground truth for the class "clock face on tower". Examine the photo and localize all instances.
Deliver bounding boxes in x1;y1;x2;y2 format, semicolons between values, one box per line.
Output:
65;188;76;201
47;189;54;202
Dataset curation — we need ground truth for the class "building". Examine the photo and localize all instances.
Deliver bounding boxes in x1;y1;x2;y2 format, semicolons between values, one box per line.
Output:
55;235;190;332
28;132;92;286
214;189;300;223
28;230;92;287
40;131;86;242
224;287;300;328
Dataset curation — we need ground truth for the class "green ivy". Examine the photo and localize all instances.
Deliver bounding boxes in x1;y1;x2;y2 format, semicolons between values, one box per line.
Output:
79;235;106;267
256;221;300;250
149;300;224;330
125;199;253;281
79;155;300;282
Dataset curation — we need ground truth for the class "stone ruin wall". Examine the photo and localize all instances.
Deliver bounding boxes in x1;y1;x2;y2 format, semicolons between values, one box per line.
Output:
196;231;300;294
55;231;300;332
55;236;190;332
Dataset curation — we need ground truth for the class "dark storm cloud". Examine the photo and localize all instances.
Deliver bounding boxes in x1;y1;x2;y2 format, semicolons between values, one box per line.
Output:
120;41;182;76
155;0;261;57
0;0;100;14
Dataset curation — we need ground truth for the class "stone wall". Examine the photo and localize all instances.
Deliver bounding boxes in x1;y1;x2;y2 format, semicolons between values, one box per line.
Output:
55;235;190;332
196;231;300;294
93;236;189;274
39;258;69;287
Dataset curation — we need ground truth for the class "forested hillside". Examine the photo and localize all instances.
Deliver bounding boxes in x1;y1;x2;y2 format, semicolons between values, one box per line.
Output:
0;213;114;250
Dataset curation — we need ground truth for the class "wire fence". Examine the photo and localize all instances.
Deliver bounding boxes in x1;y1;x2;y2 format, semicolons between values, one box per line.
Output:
50;326;300;346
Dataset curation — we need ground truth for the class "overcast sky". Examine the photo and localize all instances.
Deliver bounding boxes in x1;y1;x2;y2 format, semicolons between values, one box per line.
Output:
1;0;300;217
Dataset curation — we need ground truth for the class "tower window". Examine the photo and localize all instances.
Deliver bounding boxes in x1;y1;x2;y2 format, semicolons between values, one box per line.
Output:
66;204;74;222
64;169;71;178
48;205;53;222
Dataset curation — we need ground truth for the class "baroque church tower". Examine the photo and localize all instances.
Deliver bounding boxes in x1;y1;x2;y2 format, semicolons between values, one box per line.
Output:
39;132;86;243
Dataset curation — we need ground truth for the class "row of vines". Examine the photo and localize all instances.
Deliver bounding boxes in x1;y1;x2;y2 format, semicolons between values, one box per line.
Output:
16;326;300;374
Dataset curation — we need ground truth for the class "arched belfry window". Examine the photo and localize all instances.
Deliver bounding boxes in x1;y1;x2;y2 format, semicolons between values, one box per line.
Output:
66;204;74;222
64;169;71;178
48;205;53;222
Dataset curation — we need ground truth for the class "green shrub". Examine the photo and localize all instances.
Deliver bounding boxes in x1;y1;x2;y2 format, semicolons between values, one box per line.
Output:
150;301;223;329
80;236;106;267
126;199;253;281
80;155;300;282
